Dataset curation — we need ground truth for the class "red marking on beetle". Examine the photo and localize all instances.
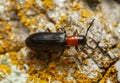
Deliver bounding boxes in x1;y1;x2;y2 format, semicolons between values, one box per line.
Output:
66;36;79;46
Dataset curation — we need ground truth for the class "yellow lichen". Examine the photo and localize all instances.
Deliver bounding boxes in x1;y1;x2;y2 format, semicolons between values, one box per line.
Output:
60;15;67;23
0;47;5;54
0;64;11;77
0;34;3;39
20;15;38;26
80;18;85;22
106;28;111;33
99;66;117;83
104;40;108;45
9;51;19;65
81;9;93;18
100;17;107;23
82;60;89;65
117;44;120;49
25;0;36;9
20;16;28;24
112;22;118;27
48;63;56;69
73;3;80;11
42;0;55;10
5;23;11;30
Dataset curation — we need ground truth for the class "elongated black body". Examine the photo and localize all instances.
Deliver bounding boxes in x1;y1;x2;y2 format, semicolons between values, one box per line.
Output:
26;32;66;52
26;19;95;53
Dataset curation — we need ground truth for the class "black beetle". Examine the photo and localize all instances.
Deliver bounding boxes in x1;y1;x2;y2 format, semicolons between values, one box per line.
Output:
26;19;95;53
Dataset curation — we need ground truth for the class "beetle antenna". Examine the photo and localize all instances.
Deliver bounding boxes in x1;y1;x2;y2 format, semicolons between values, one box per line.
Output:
85;19;95;36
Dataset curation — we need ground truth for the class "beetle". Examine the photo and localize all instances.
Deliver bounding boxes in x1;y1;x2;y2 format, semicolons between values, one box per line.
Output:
25;19;95;69
26;19;95;53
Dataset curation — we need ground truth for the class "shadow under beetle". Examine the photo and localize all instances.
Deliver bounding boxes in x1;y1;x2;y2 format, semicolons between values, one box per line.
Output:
25;19;96;69
86;0;101;10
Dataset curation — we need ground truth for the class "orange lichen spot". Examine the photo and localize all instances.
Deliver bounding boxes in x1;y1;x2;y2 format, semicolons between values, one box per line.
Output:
25;17;38;26
11;1;15;6
60;15;67;23
63;50;69;56
67;27;72;30
17;10;24;17
104;62;110;68
112;22;118;27
100;66;117;82
117;53;120;57
106;28;111;33
74;52;80;56
42;0;55;10
5;23;11;30
104;40;108;45
64;58;74;64
9;51;19;65
73;3;80;11
99;79;107;83
81;9;87;18
20;15;38;26
77;79;92;83
117;44;120;49
47;69;56;75
80;18;85;22
100;17;107;23
0;34;3;39
55;23;63;29
73;70;93;83
25;0;36;9
79;53;86;59
0;54;5;58
48;63;56;69
0;64;11;75
16;5;21;10
40;73;51;80
19;65;24;70
7;7;12;12
20;16;28;24
19;54;25;59
87;70;102;82
0;47;5;54
83;60;89;65
81;9;93;18
36;79;48;83
2;40;10;51
28;67;37;75
19;60;24;65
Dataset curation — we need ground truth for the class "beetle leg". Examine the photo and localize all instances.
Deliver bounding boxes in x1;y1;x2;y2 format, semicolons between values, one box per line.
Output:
86;44;94;50
89;37;100;48
57;28;66;33
75;46;80;52
42;48;65;70
46;28;51;32
73;30;78;35
55;48;65;60
86;36;100;50
40;53;52;70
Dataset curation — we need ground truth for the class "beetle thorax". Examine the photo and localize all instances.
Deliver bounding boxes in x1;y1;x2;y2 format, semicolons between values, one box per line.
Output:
78;35;86;45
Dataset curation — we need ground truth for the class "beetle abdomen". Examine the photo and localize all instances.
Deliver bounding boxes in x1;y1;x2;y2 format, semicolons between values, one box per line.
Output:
25;32;66;52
